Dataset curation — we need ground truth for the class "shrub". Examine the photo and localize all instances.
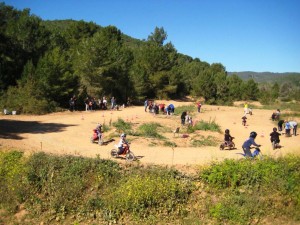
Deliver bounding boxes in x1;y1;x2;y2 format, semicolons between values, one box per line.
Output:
25;153;121;216
137;122;165;139
188;118;221;133
0;151;27;212
112;118;132;134
191;135;219;147
174;104;196;116
103;168;192;220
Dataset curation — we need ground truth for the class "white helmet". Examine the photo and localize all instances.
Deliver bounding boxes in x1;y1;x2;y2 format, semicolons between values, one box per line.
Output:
120;133;126;138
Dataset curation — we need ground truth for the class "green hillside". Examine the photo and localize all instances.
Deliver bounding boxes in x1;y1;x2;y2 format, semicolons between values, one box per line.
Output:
228;71;300;84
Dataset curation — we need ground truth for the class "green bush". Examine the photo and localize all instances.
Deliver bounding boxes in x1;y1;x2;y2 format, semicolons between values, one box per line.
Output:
103;168;192;219
188;118;221;133
191;135;219;147
112;118;133;134
25;153;121;216
199;156;300;223
174;104;196;116
137;122;165;139
0;151;27;212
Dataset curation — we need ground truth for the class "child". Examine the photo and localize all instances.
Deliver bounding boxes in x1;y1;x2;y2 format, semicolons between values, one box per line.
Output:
181;111;187;125
117;133;129;155
188;116;193;126
242;131;261;157
242;115;247;126
285;120;291;137
278;120;284;132
224;129;234;144
95;123;102;138
270;127;281;145
197;102;202;113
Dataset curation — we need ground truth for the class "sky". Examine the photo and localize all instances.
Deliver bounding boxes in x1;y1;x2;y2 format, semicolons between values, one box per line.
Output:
3;0;300;73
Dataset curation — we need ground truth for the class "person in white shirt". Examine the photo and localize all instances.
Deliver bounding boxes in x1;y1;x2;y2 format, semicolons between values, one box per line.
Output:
289;121;298;136
117;133;129;154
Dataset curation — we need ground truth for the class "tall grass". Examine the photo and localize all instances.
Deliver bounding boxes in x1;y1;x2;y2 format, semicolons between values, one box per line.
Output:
137;122;165;139
191;135;219;147
112;118;133;134
188;118;221;133
174;104;196;116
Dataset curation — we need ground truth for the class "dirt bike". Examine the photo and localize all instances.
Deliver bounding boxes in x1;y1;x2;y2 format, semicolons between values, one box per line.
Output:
90;129;103;145
220;137;235;150
111;144;135;161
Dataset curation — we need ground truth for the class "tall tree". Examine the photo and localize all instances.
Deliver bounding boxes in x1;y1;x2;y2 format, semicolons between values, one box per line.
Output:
74;26;133;102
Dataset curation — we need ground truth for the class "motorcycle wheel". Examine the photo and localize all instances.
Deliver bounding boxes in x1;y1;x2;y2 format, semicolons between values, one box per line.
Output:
111;149;118;158
126;151;135;161
229;142;235;150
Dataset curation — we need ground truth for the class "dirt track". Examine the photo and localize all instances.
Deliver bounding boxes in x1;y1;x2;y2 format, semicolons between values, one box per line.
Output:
1;101;299;168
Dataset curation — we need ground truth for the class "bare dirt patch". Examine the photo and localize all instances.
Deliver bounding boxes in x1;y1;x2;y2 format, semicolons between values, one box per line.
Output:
1;101;299;168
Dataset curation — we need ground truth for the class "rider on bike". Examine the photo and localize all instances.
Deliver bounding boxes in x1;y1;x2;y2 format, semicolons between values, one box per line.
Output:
117;133;129;155
224;129;234;145
95;123;103;139
242;131;261;157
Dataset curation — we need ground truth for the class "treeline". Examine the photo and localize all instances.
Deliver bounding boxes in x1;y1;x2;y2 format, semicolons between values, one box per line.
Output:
0;3;297;114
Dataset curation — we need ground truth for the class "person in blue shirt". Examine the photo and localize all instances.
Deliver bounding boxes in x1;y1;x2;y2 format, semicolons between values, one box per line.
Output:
285;120;291;136
242;131;261;157
144;99;148;112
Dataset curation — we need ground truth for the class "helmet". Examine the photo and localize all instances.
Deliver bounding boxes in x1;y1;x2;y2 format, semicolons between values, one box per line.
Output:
250;131;257;138
120;133;126;138
273;127;277;132
225;129;230;134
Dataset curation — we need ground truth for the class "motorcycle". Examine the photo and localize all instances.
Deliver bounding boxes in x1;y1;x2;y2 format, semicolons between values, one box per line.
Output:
220;138;235;150
111;144;135;161
90;129;103;145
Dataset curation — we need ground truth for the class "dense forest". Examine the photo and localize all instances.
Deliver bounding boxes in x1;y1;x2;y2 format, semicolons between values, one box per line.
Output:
1;3;299;114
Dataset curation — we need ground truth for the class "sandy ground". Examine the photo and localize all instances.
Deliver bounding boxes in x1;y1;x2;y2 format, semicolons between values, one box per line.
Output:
1;100;299;169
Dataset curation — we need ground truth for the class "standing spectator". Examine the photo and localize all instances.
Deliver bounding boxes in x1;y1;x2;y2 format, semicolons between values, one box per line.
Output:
84;97;90;111
72;95;77;111
188;116;193;126
278;120;284;132
197;102;202;113
69;97;75;112
103;96;107;109
111;97;115;109
289;120;298;136
181;111;187;125
144;99;148;112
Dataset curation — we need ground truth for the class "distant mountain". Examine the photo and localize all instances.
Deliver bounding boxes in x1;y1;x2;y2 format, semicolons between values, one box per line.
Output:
228;71;300;84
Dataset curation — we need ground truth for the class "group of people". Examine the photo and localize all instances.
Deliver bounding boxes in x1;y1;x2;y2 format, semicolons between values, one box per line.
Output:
223;105;298;158
69;95;125;112
144;99;175;115
180;111;193;126
280;120;298;136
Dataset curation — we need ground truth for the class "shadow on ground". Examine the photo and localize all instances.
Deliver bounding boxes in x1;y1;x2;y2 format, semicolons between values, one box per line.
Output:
0;119;77;140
